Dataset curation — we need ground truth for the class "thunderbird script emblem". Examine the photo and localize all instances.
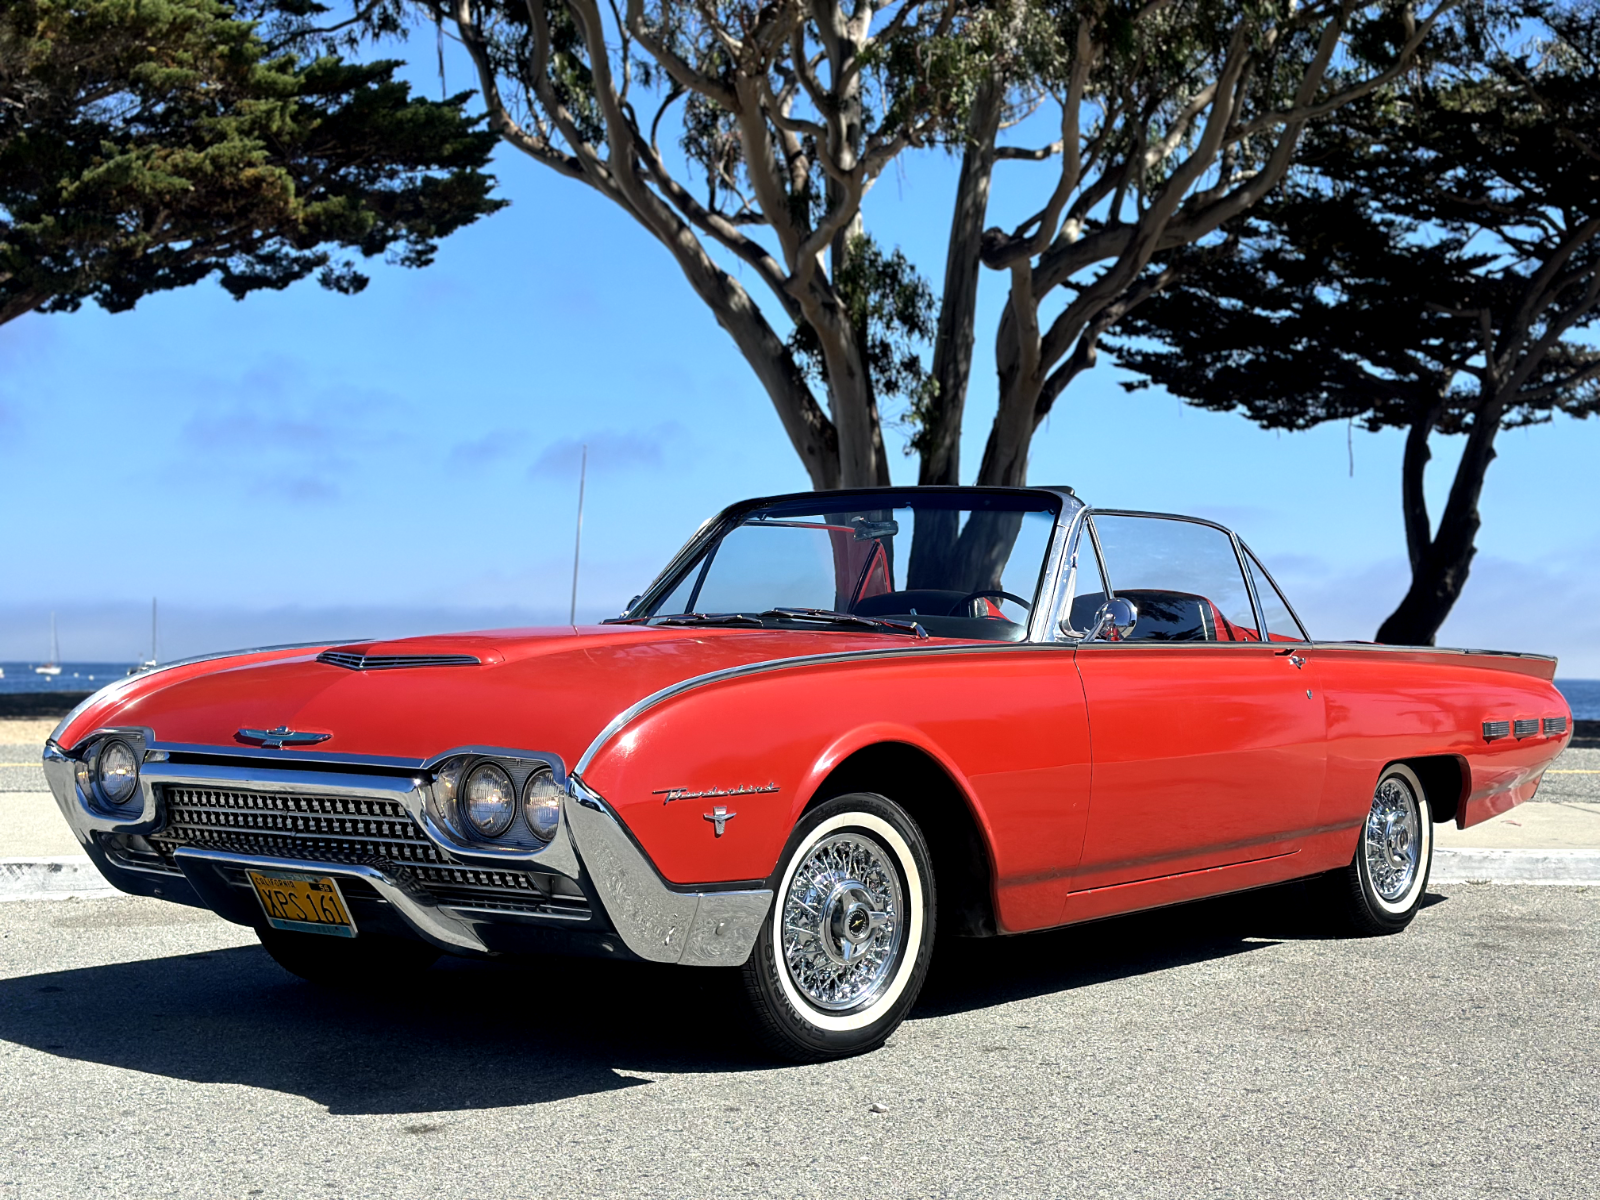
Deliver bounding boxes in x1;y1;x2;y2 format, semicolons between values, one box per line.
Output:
654;781;779;805
237;725;331;749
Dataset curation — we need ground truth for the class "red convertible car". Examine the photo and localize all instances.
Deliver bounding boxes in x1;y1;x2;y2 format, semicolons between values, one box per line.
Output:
45;487;1570;1060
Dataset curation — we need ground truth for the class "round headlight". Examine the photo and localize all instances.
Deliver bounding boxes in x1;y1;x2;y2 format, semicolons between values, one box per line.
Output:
522;767;563;841
96;739;140;808
462;762;515;837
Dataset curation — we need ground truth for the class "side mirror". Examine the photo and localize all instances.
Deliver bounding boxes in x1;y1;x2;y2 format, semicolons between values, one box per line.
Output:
1072;597;1139;642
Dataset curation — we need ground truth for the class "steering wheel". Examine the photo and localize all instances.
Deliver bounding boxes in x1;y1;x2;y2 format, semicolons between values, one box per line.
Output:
949;589;1033;618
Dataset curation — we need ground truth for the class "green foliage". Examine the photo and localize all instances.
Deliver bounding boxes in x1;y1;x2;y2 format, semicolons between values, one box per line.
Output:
1111;0;1600;438
0;0;504;323
787;233;939;411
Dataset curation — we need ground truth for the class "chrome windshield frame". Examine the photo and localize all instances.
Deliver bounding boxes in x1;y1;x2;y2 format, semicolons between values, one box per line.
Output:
617;485;1080;641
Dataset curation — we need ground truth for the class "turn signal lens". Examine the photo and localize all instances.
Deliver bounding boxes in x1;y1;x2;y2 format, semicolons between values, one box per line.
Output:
96;739;140;808
462;762;516;837
522;767;563;841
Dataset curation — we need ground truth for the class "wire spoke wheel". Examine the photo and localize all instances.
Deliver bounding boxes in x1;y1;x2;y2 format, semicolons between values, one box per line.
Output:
740;793;935;1062
781;832;905;1012
1330;763;1433;935
1364;774;1422;902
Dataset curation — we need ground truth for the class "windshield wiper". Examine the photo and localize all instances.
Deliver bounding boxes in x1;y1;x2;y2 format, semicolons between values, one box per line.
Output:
760;608;928;638
648;612;765;627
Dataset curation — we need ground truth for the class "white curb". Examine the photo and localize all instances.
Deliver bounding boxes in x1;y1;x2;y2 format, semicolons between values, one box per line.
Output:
0;856;119;902
1432;848;1600;886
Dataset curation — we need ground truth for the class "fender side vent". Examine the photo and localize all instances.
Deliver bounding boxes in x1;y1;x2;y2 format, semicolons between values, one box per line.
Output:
1482;720;1511;742
318;651;481;670
1513;718;1540;739
1543;716;1568;735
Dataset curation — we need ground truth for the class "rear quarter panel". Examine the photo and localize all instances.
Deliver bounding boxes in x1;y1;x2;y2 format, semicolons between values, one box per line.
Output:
1311;646;1571;867
579;647;1091;933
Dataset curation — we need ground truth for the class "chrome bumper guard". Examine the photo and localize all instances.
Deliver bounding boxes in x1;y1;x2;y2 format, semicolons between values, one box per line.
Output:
45;740;771;967
565;776;771;967
174;847;490;953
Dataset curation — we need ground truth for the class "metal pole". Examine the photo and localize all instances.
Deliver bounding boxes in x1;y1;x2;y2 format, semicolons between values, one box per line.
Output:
569;444;587;625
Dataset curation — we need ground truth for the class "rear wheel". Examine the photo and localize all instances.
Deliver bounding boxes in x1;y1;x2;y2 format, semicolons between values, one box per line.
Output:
1330;763;1433;935
258;928;441;989
740;793;935;1062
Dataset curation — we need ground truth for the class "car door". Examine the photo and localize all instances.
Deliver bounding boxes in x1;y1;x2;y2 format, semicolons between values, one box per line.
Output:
1069;512;1327;896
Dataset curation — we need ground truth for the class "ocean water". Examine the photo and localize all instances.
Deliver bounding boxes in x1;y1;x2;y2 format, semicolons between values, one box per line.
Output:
0;663;140;695
1554;679;1600;721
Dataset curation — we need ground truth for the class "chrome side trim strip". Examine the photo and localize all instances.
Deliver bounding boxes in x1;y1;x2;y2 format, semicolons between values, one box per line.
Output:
171;847;489;953
1304;641;1557;663
563;777;771;966
573;640;1070;777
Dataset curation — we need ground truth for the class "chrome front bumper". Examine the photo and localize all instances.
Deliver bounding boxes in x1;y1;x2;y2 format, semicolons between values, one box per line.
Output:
44;740;770;967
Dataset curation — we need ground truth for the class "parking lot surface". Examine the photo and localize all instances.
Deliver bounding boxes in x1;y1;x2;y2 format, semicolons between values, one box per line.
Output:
2;883;1594;1199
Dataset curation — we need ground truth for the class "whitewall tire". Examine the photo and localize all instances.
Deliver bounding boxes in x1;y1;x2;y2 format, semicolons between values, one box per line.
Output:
1332;763;1434;935
740;793;936;1061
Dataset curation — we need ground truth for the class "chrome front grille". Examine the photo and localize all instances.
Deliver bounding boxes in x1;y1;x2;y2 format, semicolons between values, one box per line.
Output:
145;786;588;919
154;787;442;865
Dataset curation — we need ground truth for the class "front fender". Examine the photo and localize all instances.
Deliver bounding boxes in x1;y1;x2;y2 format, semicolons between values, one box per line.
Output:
577;647;1090;902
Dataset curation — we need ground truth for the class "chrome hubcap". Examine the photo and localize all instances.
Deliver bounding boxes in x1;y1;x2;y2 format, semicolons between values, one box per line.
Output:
782;832;904;1011
1365;775;1421;902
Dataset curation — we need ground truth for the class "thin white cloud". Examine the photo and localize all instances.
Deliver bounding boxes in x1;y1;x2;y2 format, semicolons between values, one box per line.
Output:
530;423;685;478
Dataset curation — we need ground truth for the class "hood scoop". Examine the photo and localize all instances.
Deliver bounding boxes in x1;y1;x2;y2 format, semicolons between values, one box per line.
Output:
317;650;481;671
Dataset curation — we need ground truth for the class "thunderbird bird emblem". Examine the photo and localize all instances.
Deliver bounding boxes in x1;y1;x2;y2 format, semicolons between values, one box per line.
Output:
703;806;736;837
237;725;332;749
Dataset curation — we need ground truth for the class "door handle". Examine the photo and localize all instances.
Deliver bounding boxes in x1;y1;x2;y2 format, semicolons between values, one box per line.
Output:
1287;654;1306;669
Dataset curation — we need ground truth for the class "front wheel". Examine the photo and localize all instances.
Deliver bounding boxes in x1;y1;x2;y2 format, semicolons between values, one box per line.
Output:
740;793;935;1062
1329;763;1434;935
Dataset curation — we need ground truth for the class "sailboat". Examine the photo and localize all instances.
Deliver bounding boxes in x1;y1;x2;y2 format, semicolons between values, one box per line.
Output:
130;598;158;674
35;612;62;676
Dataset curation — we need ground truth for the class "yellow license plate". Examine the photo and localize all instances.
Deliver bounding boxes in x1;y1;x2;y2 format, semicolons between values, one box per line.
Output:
248;870;357;938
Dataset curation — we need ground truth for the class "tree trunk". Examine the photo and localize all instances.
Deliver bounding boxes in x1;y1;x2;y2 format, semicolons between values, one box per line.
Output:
820;322;888;487
1398;403;1441;575
1375;399;1505;646
919;80;1002;487
905;82;1001;588
974;308;1043;487
671;234;842;489
0;291;47;327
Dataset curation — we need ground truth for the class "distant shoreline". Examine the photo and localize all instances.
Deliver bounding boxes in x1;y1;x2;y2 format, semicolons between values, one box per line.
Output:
0;692;92;718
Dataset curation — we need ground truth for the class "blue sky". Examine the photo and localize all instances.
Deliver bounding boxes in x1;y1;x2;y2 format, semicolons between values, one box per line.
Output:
1;38;1596;673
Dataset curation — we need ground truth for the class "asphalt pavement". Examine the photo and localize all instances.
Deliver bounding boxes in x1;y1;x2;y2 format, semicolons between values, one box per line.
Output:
1;883;1594;1199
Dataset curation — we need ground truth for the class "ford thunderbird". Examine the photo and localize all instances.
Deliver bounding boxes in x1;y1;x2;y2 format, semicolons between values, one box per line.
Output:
45;486;1571;1060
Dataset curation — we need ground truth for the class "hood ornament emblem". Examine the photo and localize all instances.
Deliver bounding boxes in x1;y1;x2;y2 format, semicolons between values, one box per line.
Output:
703;806;736;837
237;725;331;749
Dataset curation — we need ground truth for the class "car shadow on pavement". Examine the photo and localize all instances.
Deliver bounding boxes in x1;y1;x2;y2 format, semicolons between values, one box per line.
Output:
0;941;757;1115
1;882;1449;1110
915;879;1450;1018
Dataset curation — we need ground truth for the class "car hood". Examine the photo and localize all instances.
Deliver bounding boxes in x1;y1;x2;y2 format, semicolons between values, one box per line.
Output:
63;625;927;768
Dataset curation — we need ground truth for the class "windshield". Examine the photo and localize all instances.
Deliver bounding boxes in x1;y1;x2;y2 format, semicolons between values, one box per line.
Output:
632;492;1061;642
